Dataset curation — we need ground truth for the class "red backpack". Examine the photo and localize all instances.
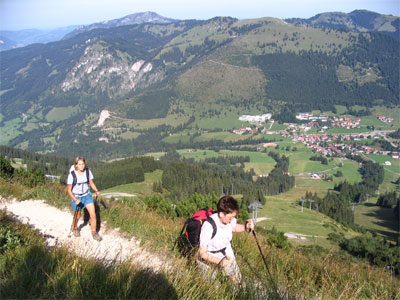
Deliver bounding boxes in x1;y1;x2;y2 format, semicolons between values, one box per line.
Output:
176;208;217;256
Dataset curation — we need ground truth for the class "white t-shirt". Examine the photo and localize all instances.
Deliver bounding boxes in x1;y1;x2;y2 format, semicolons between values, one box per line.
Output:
66;167;94;196
199;213;237;260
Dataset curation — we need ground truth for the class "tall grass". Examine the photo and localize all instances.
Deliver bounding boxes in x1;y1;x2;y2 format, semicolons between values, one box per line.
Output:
0;210;249;299
1;180;399;299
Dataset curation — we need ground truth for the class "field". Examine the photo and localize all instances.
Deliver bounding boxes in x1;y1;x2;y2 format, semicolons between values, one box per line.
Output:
105;112;191;132
256;194;358;248
0;118;23;145
194;110;254;130
45;106;79;122
142;103;400;246
150;140;397;245
102;170;162;197
354;202;399;241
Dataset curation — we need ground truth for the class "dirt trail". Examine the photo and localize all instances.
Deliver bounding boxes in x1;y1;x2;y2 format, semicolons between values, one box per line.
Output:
0;197;166;270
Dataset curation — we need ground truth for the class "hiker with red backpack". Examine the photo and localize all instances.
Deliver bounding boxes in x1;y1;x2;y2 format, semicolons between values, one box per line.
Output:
66;156;102;241
197;195;254;283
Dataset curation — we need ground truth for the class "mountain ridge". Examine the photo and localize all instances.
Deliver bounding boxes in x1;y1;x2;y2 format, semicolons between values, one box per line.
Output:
63;11;179;40
285;9;399;40
0;12;178;51
0;13;398;158
2;10;398;52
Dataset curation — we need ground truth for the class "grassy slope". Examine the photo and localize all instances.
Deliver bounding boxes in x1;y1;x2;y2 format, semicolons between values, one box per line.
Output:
1;184;399;300
174;17;358;106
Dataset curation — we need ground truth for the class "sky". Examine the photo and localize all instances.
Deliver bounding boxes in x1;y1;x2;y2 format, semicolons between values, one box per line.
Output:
1;0;399;31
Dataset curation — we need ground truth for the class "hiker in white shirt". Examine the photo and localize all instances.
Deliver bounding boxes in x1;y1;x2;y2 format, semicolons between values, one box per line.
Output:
198;195;254;283
66;156;102;241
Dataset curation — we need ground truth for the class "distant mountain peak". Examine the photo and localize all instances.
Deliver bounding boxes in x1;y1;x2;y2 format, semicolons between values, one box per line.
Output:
63;11;179;40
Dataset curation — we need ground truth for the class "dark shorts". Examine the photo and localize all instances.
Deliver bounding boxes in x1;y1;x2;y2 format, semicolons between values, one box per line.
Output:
71;193;94;211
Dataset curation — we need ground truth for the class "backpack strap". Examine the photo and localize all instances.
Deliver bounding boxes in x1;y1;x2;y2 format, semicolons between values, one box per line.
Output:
210;247;226;256
205;216;226;255
71;170;77;189
205;216;217;239
70;168;90;190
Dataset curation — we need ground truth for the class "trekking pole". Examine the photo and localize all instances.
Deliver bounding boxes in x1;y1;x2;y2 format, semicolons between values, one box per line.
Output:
70;209;79;233
251;229;279;295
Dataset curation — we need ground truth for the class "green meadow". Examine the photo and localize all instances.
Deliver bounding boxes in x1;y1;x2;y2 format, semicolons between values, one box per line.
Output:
325;127;372;134
256;191;359;249
102;170;163;197
45;106;79;122
354;202;399;241
194;131;249;142
0;118;23;145
269;122;288;131
364;154;400;175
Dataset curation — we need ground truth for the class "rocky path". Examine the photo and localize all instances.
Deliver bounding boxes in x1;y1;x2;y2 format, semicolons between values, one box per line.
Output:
0;197;166;270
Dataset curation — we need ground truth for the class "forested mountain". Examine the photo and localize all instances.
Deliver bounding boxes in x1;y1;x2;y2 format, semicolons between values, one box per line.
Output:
0;12;399;158
285;10;400;40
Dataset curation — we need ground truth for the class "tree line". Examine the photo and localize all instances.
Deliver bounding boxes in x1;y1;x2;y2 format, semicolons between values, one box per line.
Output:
255;152;295;196
388;129;400;139
0;145;160;191
0;155;45;188
157;158;259;202
376;191;399;208
303;160;385;227
93;156;159;190
0;145;82;177
309;155;328;165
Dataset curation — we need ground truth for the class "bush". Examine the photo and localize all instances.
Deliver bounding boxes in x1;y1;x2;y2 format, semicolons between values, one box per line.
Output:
0;155;14;179
335;170;343;177
14;168;45;187
0;226;23;254
340;233;400;274
327;232;345;243
376;191;398;208
257;226;291;250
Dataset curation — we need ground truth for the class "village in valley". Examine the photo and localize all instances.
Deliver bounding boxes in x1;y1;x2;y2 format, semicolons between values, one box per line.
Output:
232;112;399;162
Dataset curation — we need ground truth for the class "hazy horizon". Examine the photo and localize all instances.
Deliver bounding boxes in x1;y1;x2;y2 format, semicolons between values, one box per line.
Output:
1;0;399;31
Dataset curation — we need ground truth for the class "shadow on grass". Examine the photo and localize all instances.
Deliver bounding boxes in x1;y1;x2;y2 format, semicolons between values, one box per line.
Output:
0;244;178;299
362;205;399;241
129;268;178;299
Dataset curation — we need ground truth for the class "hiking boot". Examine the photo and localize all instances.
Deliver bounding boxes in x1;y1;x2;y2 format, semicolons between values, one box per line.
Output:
72;228;80;237
92;232;102;241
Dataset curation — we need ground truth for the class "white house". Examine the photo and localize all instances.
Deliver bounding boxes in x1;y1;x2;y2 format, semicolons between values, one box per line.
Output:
239;113;272;124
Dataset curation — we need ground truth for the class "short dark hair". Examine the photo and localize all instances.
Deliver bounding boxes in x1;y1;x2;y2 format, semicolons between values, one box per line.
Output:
217;195;239;214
